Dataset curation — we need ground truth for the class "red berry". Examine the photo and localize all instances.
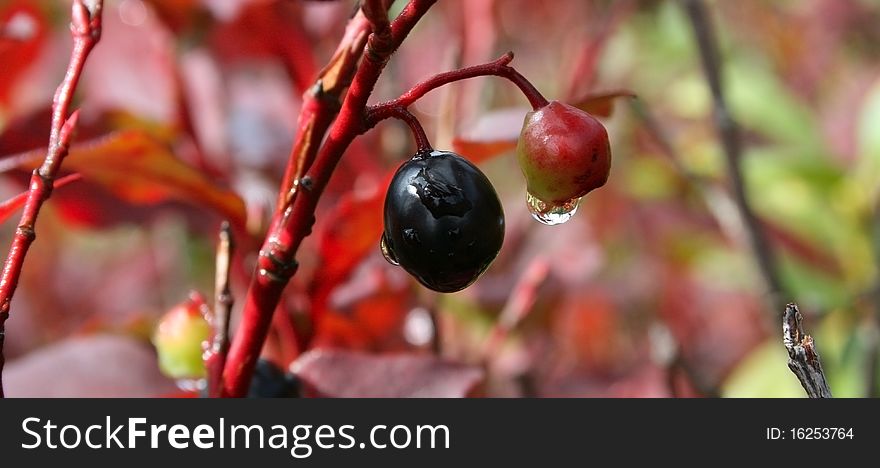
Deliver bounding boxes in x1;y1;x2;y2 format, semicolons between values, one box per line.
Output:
516;100;611;205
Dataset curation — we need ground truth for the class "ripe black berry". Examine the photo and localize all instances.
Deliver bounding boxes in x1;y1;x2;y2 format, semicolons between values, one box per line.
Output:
247;359;300;398
382;150;504;292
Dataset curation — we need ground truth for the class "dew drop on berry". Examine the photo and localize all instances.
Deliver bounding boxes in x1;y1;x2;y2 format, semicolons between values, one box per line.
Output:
380;235;400;266
526;191;580;226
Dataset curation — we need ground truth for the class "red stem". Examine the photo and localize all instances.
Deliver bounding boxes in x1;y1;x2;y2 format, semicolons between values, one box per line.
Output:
0;173;83;223
367;52;549;114
221;0;439;398
0;0;103;398
364;53;547;156
368;106;434;154
275;11;374;209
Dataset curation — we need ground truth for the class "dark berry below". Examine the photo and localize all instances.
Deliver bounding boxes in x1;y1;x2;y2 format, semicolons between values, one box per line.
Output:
382;150;504;293
247;359;300;398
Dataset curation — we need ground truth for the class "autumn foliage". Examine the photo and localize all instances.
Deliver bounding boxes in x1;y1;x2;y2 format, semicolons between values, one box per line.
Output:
1;0;878;398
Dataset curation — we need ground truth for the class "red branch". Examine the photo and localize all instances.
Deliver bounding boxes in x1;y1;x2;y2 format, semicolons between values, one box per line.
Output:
275;9;374;209
221;0;439;398
0;0;103;398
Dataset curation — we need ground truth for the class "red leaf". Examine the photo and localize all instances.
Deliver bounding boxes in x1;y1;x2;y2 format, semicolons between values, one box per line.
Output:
312;263;414;351
315;183;385;292
571;90;636;118
311;169;392;325
3;131;246;227
556;290;619;373
0;173;81;224
143;0;204;34
3;335;178;397
209;1;316;91
291;349;484;398
48;181;166;228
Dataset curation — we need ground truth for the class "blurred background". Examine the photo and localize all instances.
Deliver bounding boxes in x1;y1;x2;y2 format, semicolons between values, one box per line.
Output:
1;0;879;397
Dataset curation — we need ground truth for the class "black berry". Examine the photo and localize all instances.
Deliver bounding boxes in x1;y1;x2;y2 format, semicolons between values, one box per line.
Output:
382;150;504;292
247;359;300;398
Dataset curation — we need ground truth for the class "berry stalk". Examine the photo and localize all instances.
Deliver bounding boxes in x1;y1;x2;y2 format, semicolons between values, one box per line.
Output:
368;52;549;118
368;105;434;154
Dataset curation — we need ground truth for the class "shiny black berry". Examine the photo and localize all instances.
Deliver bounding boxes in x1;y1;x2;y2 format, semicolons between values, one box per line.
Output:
382;150;504;292
247;359;300;398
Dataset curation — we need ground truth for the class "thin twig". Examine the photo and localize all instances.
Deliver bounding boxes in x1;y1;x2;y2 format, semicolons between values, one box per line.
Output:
682;0;785;314
0;0;103;398
783;303;832;398
205;221;235;398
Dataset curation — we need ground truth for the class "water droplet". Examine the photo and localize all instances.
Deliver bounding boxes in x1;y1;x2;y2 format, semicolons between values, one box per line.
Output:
175;378;206;393
447;227;460;240
526;192;580;226
380;236;399;266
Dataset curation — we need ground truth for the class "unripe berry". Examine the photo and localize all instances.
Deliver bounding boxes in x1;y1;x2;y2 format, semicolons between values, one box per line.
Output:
153;294;210;380
382;150;504;293
517;100;611;205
